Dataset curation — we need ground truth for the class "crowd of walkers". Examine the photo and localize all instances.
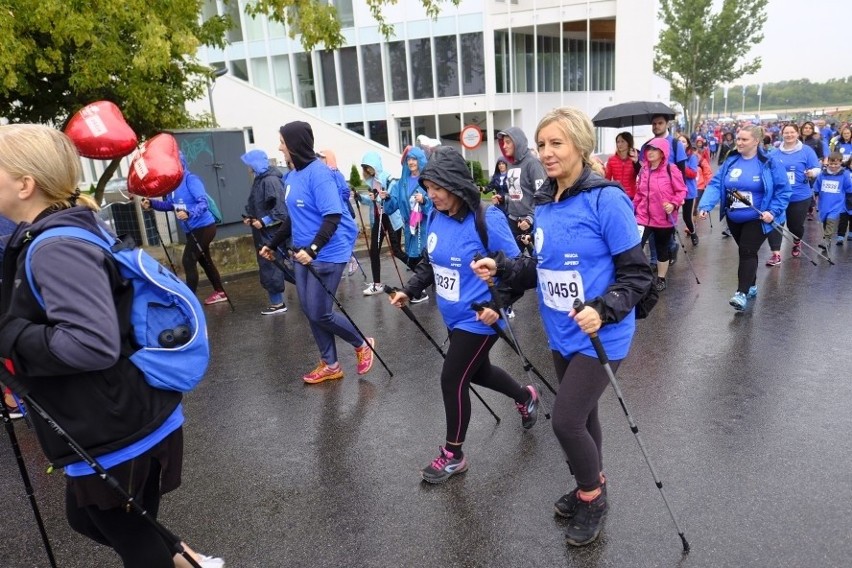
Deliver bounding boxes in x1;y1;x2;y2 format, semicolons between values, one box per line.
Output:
3;109;852;566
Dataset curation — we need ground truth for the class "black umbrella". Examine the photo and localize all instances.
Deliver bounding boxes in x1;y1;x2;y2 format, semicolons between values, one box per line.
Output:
591;101;677;128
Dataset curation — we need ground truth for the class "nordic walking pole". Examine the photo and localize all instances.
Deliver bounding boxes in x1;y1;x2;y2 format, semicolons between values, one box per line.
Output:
470;301;557;397
144;207;179;274
181;220;236;310
285;248;393;377
0;404;58;568
0;366;204;568
728;190;833;265
573;299;690;553
384;286;500;424
376;197;405;288
669;214;701;284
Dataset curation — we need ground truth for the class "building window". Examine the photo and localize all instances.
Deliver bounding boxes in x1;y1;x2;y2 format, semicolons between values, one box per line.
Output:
331;0;354;28
434;35;459;97
294;53;316;108
369;120;388;147
461;32;485;95
340;47;362;104
225;1;243;43
250;58;271;93
230;59;249;81
388;41;409;101
319;50;338;106
244;11;265;42
361;44;385;103
201;0;218;22
271;55;294;103
346;122;365;136
409;38;434;99
494;31;510;94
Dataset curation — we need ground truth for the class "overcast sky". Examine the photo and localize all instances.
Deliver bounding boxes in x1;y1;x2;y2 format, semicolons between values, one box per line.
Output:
663;0;852;86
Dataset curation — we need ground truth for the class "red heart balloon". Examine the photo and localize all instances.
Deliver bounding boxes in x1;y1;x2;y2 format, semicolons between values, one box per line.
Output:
127;133;184;198
64;101;138;160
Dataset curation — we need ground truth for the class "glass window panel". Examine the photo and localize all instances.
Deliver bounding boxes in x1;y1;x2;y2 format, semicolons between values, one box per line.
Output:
332;0;354;28
230;59;248;80
513;33;525;92
434;35;459;97
494;31;507;94
244;11;265;41
225;1;243;43
361;44;385;103
268;20;286;39
525;34;534;93
201;0;218;21
346;122;365;136
369;120;389;147
409;38;434;99
319;50;338;106
340;47;361;104
250;58;271;93
388;41;409;101
461;33;485;95
294;53;316;108
271;55;294;103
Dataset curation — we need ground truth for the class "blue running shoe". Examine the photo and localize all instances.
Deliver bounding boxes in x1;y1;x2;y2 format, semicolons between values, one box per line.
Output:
747;286;758;299
729;292;747;311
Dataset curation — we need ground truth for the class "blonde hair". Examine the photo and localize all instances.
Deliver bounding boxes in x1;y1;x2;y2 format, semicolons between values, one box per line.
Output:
738;124;764;143
535;107;597;168
0;124;99;211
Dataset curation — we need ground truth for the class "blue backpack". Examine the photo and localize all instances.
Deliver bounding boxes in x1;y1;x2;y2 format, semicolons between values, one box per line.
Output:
25;225;210;392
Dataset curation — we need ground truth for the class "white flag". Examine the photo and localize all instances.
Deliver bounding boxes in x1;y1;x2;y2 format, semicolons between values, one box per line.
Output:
757;83;763;96
723;86;729;98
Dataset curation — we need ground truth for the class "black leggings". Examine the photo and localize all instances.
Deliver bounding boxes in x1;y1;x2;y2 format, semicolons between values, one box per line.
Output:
184;224;224;293
441;329;526;446
838;212;850;237
66;462;174;568
682;198;696;234
369;211;403;283
551;352;620;492
767;197;810;251
641;227;674;263
727;218;768;294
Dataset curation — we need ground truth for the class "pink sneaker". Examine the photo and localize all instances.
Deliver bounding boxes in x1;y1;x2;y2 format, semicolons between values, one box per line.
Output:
204;291;228;305
355;338;375;375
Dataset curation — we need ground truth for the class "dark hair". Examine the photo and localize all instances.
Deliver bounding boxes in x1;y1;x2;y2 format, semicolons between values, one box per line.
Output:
616;131;634;149
763;135;772;145
801;121;816;140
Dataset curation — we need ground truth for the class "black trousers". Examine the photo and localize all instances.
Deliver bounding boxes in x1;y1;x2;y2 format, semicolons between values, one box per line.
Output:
727;218;768;294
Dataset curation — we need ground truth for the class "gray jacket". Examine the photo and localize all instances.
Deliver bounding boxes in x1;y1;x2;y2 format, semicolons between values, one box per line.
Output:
498;126;547;222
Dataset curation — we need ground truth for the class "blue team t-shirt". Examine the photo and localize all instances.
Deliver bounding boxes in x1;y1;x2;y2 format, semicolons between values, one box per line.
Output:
836;142;852;165
285;160;357;263
724;156;764;223
684;154;698;199
533;186;640;360
426;206;519;334
815;171;852;221
774;146;820;202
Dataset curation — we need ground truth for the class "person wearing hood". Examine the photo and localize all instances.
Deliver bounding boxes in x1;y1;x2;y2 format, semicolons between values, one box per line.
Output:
260;121;373;384
471;107;653;547
241;149;290;315
388;146;540;485
698;124;792;310
497;126;548;252
764;123;821;266
0;124;223;568
382;146;432;302
141;152;227;307
485;157;510;214
355;151;404;295
634;136;687;291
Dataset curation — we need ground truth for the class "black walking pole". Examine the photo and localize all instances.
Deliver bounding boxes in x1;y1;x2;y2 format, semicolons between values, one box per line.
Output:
283;248;393;377
0;404;58;568
144;207;179;274
181;221;236;310
669;214;701;284
573;298;690;553
470;302;557;397
1;368;204;568
384;286;500;424
729;190;833;265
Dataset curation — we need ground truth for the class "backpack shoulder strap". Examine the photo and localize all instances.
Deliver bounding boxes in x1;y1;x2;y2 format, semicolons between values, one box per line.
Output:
475;201;489;251
25;226;113;308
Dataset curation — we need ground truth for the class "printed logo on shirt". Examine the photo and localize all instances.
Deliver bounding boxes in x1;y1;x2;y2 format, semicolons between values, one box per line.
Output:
507;168;522;200
729;168;742;179
534;227;544;254
534;178;545;191
285;184;291;200
427;232;438;254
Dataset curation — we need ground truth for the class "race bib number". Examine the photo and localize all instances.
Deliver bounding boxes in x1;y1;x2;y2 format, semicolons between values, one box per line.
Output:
730;191;752;209
433;264;460;302
821;180;840;194
538;268;584;312
786;171;795;186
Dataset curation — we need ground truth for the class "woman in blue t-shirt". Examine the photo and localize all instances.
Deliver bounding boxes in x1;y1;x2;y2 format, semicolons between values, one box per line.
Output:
699;124;792;310
260;121;373;385
833;126;852;241
473;108;653;547
765;123;821;265
388;146;540;486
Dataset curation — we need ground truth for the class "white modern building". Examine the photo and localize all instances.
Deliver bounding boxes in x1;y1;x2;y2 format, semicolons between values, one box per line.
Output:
86;0;671;187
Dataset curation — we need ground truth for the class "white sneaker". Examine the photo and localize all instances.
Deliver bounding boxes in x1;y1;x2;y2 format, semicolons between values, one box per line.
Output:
410;293;429;304
506;307;516;319
363;283;383;296
347;256;359;276
198;554;225;568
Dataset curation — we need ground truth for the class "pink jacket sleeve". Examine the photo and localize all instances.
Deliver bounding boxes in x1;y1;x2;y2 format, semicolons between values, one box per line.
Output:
668;165;688;206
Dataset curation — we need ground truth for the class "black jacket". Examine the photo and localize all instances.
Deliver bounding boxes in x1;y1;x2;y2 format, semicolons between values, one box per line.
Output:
0;207;180;467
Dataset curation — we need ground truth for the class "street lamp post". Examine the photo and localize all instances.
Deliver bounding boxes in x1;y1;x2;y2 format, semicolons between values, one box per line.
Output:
207;67;229;127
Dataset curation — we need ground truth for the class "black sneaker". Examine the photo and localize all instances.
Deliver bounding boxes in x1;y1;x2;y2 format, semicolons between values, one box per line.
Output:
261;303;287;315
564;491;608;546
654;277;667;292
690;233;699;246
554;478;607;518
721;228;731;238
515;385;540;430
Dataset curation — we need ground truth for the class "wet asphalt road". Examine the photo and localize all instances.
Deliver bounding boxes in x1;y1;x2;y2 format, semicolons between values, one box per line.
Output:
2;213;852;568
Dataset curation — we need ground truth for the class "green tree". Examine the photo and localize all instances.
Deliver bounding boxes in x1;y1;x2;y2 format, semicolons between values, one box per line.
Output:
245;0;460;51
0;0;230;201
655;0;768;133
